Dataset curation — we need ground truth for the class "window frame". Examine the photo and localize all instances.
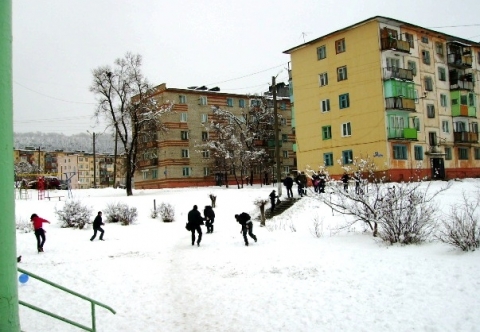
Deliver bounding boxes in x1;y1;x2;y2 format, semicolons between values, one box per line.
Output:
393;144;408;160
317;45;327;60
201;113;208;123
226;98;233;107
180;112;188;122
324;152;334;166
179;95;187;104
422;50;431;65
414;145;423;160
181;131;189;140
182;167;191;176
427;104;435;118
407;60;417;76
321;99;330;113
342;150;353;165
319;72;328;86
440;94;448;107
202;131;208;141
181;149;190;158
199;96;208;106
322;125;332;140
337;66;348;81
341;122;352;137
438;67;446;81
445;147;452;160
424;76;433;91
239;99;245;108
339;93;350;109
458;147;469;160
335;38;346;54
442;120;449;133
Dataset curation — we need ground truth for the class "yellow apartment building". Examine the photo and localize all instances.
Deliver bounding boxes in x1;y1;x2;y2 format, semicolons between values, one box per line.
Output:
284;16;480;181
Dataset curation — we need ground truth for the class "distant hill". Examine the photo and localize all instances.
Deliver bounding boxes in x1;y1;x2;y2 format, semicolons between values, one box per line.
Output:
14;132;117;154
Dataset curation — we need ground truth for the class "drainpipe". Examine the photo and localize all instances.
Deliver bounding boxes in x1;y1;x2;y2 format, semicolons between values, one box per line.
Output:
0;1;21;330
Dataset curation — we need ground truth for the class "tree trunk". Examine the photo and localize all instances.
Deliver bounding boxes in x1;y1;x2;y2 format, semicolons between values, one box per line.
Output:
260;204;266;226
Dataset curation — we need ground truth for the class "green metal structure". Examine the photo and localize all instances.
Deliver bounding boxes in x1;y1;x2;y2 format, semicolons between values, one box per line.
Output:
0;1;21;331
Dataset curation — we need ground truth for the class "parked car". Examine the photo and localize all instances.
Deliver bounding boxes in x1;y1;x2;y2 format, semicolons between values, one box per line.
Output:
59;180;69;190
28;177;61;190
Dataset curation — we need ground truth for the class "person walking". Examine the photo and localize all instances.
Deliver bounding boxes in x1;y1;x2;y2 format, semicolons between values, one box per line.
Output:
269;190;278;213
354;171;362;195
31;213;51;253
235;212;257;246
283;174;294;198
204;205;215;233
90;211;105;241
341;172;350;192
187;205;204;246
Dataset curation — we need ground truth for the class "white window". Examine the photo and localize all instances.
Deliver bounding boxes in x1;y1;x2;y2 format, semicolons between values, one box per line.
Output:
142;170;149;180
199;96;207;106
179;95;186;103
321;99;330;112
181;149;189;158
202;150;210;158
203;167;209;176
442;120;449;133
440;94;448;107
387;57;400;69
201;113;208;123
180;113;188;122
337;66;347;81
181;131;189;140
182;167;191;176
342;122;352;137
319;72;328;86
282;150;288;158
280;118;286;126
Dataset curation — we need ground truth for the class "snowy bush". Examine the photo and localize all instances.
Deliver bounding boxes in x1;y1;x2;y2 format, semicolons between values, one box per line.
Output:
104;202;137;225
16;216;32;233
436;193;480;251
55;200;93;229
150;208;158;219
309;216;324;238
158;202;175;222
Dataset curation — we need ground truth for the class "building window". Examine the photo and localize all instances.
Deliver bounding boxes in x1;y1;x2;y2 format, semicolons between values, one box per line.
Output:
393;144;408;160
250;99;261;107
342;150;353;164
202;150;210;158
280;118;286;126
414;146;423;160
478;51;480;65
440;94;448;107
438;67;446;81
142;171;149;180
319;72;328;86
435;42;444;55
475;148;480;160
445;147;452;160
424;76;433;91
203;167;210;176
324;152;333;166
282;134;288;142
421;36;429;44
182;167;191;176
427;104;435;118
442;120;449;133
472;122;479;133
282;150;288;158
239;99;245;108
181;131;189;140
339;93;350;109
405;33;414;48
226;98;233;107
201;113;208;123
469;93;475;107
321;99;330;113
337;66;348;81
341;122;351;137
152;169;158;179
202;131;208;141
407;61;417;76
322;126;332;140
280;102;286;110
422;50;431;65
181;149;189;158
179;95;187;104
413;117;421;131
283;166;290;174
317;45;327;60
199;96;207;106
335;38;346;53
458;147;469;160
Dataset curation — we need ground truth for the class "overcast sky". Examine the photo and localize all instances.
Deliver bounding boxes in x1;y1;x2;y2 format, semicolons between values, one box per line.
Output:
12;0;480;134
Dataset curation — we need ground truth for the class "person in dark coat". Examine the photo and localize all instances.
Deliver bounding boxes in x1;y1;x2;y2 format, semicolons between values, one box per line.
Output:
341;172;349;192
235;213;257;246
319;172;326;193
90;211;105;241
354;172;362;194
31;213;51;253
269;190;278;213
204;205;215;233
187;205;204;246
283;174;294;198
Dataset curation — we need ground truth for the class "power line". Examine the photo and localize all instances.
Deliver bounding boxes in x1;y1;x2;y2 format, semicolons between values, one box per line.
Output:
14;81;96;105
205;62;288;86
426;24;480;29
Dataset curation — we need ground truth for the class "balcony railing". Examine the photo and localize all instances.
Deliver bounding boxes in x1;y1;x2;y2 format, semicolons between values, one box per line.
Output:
381;38;410;53
454;131;478;143
383;67;414;81
385;97;416;111
267;140;282;148
450;80;474;91
138;158;158;167
387;127;417;140
447;53;472;68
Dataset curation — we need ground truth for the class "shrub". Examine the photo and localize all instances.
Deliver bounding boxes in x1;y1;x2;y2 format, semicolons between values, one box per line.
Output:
16;216;32;233
104;202;137;225
158;202;175;222
436;193;480;251
309;216;324;238
55;200;93;229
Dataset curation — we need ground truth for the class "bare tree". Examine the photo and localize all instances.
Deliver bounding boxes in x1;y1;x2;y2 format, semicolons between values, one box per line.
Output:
90;53;172;195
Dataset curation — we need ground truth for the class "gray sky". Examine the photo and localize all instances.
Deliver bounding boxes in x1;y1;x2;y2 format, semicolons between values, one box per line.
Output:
12;0;480;134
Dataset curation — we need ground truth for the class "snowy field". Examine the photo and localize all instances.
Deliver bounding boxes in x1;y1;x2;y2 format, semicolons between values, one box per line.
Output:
15;179;480;332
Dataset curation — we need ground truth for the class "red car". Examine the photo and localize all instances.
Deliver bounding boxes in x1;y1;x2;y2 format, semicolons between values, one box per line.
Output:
28;177;61;190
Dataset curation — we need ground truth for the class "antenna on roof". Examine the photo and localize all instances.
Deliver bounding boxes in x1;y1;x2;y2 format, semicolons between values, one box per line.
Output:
301;32;310;43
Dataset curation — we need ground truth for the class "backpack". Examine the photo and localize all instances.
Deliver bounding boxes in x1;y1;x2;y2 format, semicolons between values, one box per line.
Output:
240;212;251;221
185;222;191;231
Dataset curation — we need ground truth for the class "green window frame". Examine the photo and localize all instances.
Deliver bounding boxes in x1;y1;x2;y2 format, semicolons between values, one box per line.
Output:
438;67;446;81
227;98;233;107
414;146;423;160
322;126;332;140
339;93;350;109
393;144;408;160
342;150;353;165
182;167;191;176
152;169;158;179
445;147;452;160
324;152;333;166
458;147;469;160
239;99;245;108
317;45;326;60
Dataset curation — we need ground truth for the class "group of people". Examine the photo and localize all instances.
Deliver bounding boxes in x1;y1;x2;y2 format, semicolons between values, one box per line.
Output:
187;205;257;247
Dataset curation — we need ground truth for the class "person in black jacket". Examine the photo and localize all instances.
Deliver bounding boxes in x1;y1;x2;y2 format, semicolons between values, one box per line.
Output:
204;205;215;233
187;205;204;246
269;190;277;213
283;174;294;198
235;212;257;246
341;172;349;192
90;211;105;241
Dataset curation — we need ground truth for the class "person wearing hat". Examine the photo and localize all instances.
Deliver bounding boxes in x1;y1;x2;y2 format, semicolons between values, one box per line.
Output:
187;205;204;246
235;212;257;246
30;213;51;253
269;190;278;214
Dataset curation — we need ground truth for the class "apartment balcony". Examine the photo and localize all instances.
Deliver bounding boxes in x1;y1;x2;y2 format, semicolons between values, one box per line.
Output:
387;127;417;140
385;97;416;111
253;139;265;147
267;140;283;148
447;53;472;68
138;158;158;167
452;104;476;117
449;78;474;91
380;38;410;53
383;67;414;81
454;131;478;143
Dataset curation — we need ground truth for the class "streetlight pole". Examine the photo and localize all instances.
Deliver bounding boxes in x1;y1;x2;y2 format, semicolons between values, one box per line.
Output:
87;131;97;188
272;76;282;197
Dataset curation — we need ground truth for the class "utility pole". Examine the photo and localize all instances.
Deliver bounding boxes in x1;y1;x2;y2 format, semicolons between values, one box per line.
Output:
113;129;118;188
93;132;96;188
272;76;282;197
0;1;21;330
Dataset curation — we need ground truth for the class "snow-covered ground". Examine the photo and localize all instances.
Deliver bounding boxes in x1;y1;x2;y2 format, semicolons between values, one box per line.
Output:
15;179;480;332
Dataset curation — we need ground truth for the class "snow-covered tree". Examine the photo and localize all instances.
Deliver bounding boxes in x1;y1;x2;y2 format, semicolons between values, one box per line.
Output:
90;53;173;196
